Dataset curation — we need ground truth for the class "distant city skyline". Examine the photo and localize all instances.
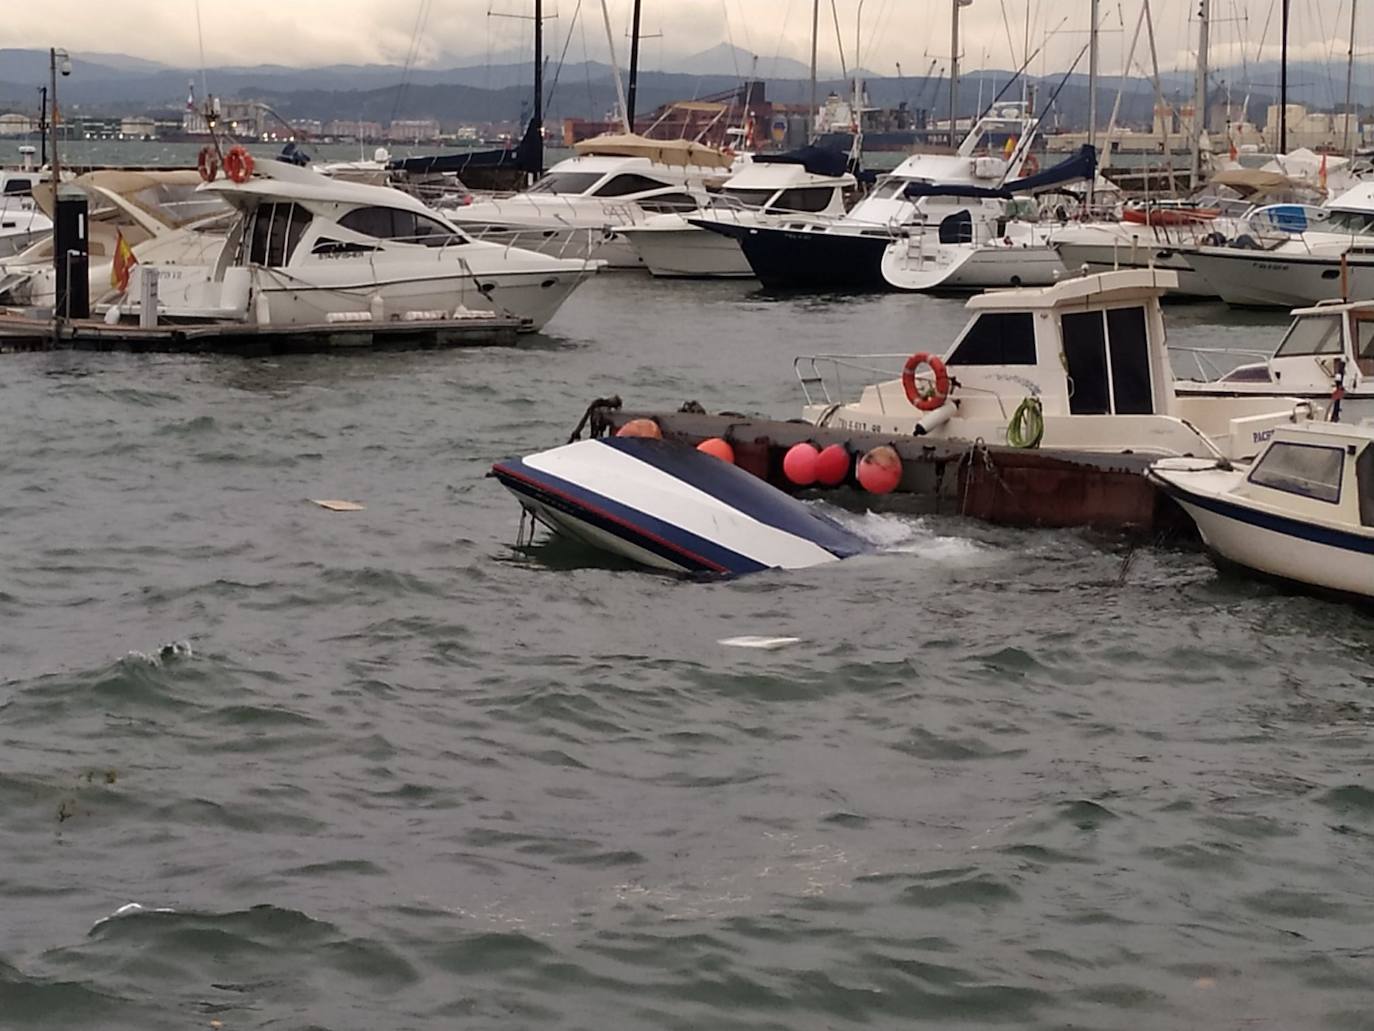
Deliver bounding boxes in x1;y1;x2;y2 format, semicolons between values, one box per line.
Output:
4;0;1369;80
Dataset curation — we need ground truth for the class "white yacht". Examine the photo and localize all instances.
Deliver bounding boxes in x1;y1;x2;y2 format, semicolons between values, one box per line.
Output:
0;156;52;260
447;134;735;269
1178;182;1374;307
691;104;1074;291
142;158;601;332
794;269;1313;461
1050;168;1326;297
616;148;854;278
1172;296;1374;422
1149;422;1374;601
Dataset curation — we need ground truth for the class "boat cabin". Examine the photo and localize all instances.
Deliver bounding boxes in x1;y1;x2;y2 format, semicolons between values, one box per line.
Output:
798;268;1314;459
1234;422;1374;530
708;151;853;217
1193;298;1374;400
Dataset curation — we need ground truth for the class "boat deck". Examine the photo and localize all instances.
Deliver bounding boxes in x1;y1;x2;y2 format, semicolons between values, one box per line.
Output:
0;311;523;356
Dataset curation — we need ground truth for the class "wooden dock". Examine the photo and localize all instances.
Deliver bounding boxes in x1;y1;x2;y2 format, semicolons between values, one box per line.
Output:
0;311;523;356
594;406;1192;535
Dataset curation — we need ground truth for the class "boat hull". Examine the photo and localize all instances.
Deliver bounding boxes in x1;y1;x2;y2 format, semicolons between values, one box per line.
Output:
617;225;752;278
882;242;1066;291
1181;248;1374;308
1150;472;1374;599
693;220;891;290
491;437;868;575
1053;241;1215;297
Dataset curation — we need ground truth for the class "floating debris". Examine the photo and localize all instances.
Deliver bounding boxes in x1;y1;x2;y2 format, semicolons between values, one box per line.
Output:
718;636;802;650
310;499;365;512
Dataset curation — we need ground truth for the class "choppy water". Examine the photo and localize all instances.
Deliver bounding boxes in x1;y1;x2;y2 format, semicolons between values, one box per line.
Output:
3;276;1373;1031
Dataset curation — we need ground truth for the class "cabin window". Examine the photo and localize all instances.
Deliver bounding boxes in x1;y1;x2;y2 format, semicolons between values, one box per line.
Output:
1061;305;1156;416
1357;444;1374;528
1248;442;1344;504
638;192;700;214
938;210;973;244
948;312;1037;365
338;206;465;247
594;174;672;198
2;179;34;196
770;187;834;213
1274;315;1343;357
1354;317;1374;376
528;171;603;195
246;202;311;267
722;188;774;207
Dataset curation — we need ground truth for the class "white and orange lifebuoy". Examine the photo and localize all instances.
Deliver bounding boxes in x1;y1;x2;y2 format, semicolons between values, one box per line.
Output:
223;145;255;184
901;352;951;412
196;145;219;182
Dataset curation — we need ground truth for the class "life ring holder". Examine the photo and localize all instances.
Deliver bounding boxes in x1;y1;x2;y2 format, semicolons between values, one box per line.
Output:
196;145;220;183
901;352;951;412
223;145;255;184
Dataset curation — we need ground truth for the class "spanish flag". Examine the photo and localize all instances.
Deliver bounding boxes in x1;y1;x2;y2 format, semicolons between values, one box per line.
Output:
111;230;137;292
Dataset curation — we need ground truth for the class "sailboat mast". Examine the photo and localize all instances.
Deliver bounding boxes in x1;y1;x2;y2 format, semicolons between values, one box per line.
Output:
809;0;819;140
1191;0;1209;184
1088;0;1100;205
949;0;960;146
1344;0;1358;158
532;0;543;173
626;0;643;128
1279;0;1289;153
598;0;631;132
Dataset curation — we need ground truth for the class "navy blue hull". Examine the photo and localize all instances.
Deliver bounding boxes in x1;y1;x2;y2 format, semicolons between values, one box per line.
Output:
691;220;891;291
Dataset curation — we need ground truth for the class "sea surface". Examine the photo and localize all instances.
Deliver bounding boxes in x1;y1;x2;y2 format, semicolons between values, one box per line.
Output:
3;267;1374;1031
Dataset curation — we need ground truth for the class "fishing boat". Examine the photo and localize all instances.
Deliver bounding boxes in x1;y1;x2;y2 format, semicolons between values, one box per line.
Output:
490;435;869;575
1148;423;1374;601
1172;297;1374;421
794;268;1313;460
615;146;854;278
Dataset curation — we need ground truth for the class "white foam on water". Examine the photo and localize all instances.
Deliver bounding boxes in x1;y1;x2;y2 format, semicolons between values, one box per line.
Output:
91;902;177;930
818;506;991;564
122;641;194;667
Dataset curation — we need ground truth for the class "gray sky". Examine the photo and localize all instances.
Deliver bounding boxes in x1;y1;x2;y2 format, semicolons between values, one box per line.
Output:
5;1;1366;75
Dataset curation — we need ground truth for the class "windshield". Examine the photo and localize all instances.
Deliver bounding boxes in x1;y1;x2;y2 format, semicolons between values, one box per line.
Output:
870;177;908;200
528;171;604;195
1274;315;1344;357
130;183;232;228
721;188;774;207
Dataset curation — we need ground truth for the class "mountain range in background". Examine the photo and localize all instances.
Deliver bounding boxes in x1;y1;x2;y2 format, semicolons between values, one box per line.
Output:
1;44;1370;129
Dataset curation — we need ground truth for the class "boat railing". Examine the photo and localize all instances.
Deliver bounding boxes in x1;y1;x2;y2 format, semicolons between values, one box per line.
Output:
794;353;921;409
1169;345;1275;383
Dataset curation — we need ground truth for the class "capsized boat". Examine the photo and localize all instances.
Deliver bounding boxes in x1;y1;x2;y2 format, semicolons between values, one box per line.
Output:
1148;422;1374;601
795;268;1314;460
491;436;869;575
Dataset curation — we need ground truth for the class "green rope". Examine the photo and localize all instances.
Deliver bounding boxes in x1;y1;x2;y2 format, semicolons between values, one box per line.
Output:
1007;396;1044;449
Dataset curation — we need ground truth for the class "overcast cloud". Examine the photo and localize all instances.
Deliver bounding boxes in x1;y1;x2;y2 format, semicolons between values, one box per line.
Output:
4;1;1366;77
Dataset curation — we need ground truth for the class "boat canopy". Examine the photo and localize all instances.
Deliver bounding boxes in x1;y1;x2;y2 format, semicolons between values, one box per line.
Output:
902;145;1097;201
572;133;733;169
752;146;850;178
1208;168;1308;200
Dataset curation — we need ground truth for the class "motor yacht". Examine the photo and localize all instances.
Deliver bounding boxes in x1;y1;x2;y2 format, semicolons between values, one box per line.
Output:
0;157;52;260
1148;422;1374;601
794;268;1312;460
1178;182;1374;307
447;134;735;269
691;104;1087;292
141;158;601;332
616;147;855;279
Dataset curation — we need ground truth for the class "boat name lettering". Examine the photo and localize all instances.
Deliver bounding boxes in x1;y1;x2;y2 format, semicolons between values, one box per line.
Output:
1252;428;1275;444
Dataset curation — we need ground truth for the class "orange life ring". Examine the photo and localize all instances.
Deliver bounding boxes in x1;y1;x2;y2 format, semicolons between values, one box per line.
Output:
196;145;219;182
902;352;951;411
1020;153;1040;176
224;145;255;184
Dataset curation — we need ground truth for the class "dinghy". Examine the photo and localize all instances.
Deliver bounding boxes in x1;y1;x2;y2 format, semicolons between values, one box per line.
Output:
491;436;869;575
1148;422;1374;601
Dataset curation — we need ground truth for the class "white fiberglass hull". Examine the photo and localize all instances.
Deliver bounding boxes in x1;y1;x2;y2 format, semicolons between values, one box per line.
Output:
1150;468;1374;599
1182;248;1374;308
1053;241;1215;297
617;224;752;278
882;242;1065;291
